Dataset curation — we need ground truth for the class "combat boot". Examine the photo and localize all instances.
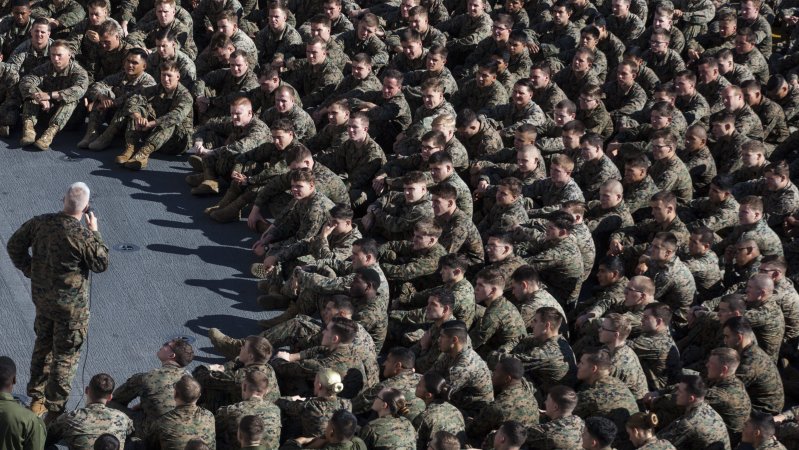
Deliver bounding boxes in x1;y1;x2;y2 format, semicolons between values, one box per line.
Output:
114;144;137;165
87;121;121;150
124;144;155;170
77;117;101;148
209;195;248;222
188;155;204;171
191;167;220;195
20;119;35;146
29;398;46;417
0;125;10;137
185;173;205;187
258;302;298;328
33;126;57;151
208;327;244;360
205;184;241;215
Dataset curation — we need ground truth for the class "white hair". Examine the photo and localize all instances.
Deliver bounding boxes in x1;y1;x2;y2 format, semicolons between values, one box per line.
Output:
64;182;90;214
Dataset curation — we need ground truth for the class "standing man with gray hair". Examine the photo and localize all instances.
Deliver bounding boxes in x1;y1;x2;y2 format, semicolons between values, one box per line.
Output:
6;182;109;422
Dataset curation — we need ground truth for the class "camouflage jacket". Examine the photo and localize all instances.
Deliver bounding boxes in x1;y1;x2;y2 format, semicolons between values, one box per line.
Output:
19;59;88;103
656;401;731;450
125;83;194;132
358;416;416;450
47;403;133;449
467;379;539;442
470;296;528;357
574;375;638;445
6;212;108;324
110;363;187;435
737;343;785;414
146;405;215;450
428;347;494;415
705;376;751;435
509;335;577;393
629;330;681;391
215;398;280;450
352;370;424;421
607;343;649;399
650;156;694;205
526;414;584;450
437;209;484;268
573;155;622;202
413;401;466;449
276;396;351;437
269;191;335;244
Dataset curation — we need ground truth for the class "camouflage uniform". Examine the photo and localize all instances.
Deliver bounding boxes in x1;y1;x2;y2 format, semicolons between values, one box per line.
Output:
709;131;747;175
336;30;389;68
260;104;316;143
646;256;697;327
127;18;197;59
380;241;447;293
194;116;271;180
145;404;216;450
705;375;751;441
255;162;349;217
623;176;660;218
607;343;649;399
509;335;577;393
413;400;466;449
629;329;680;391
46;403;134;449
352;370;424;421
287;58;344;108
350;90;412;150
515;289;567;333
193;68;259;121
272;343;370;399
586;201;634;258
553;68;599;108
715;219;784;258
467;379;539;443
675;92;710;126
391;277;476;329
523;178;585;218
642;49;686;83
573;155;622;201
606;13;644;42
457;115;504;160
371;192;434;241
110;363;187;438
193;362;280;412
6;213;109;414
19;59;88;130
402;67;459;109
734;178;799;229
86;71;157;132
255;24;303;66
0;16;32;60
317;136;386;207
306;122;348;154
146;50;197;89
436;12;492;59
276;396;351;438
358;415;416;450
470;296;527;359
451;78;507;112
678;146;717;197
525;414;584;450
656;401;731;450
773;277;799;343
712;104;764;141
531;81;567;117
745;299;785;360
31;0;85;38
650;156;694;205
518;232;585;306
734;48;769;83
478;197;529;236
574;375;639;447
124;82;194;154
484;100;548;142
436;209;484;267
604;80;648;121
682;251;723;299
215;397;281;450
737;343;785;414
752;96;790;146
428;347;494;417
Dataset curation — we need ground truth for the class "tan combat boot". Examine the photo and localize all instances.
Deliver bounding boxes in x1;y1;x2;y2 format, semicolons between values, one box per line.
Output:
114;144;137;165
77;117;101;148
209;195;247;222
124;144;155;170
208;328;244;360
20;119;35;146
33;126;57;151
185;173;205;187
29;398;47;417
87;121;121;151
204;184;241;215
190;167;220;195
188;155;204;171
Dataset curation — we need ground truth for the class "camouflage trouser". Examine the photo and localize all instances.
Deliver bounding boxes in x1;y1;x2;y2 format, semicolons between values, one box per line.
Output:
125;124;191;155
0;91;21;126
27;314;87;413
261;314;323;351
22;99;78;130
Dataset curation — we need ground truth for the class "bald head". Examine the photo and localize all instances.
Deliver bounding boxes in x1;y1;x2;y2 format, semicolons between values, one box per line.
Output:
748;273;774;293
64;182;90;214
